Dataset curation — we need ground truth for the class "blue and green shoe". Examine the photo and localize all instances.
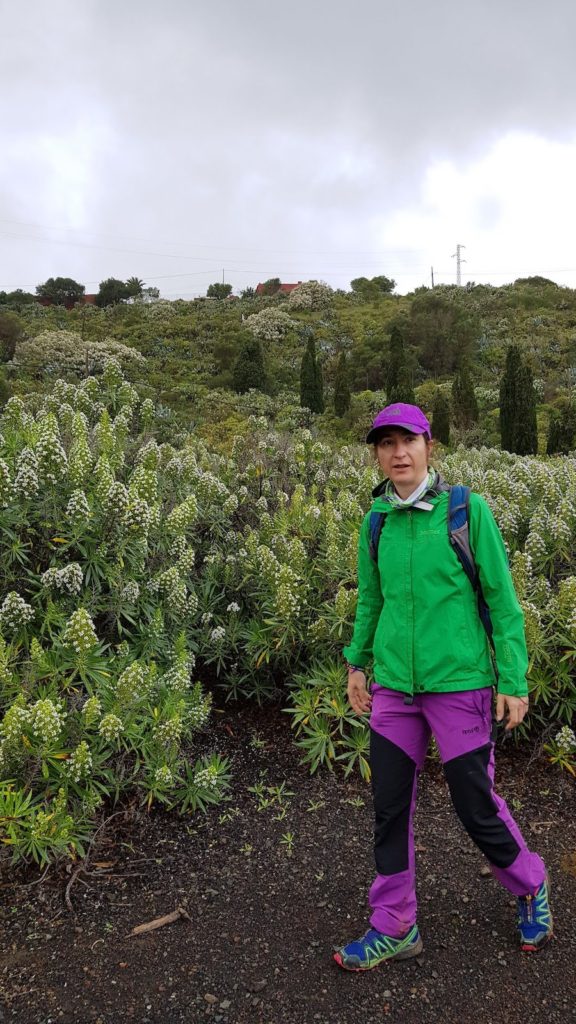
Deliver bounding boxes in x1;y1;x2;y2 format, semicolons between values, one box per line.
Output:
333;924;423;972
517;877;553;952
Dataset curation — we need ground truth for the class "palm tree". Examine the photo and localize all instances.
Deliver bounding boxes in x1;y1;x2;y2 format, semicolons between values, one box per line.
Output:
125;277;145;298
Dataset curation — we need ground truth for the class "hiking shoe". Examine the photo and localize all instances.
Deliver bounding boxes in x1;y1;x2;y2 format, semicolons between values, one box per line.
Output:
333;924;423;972
517;877;553;952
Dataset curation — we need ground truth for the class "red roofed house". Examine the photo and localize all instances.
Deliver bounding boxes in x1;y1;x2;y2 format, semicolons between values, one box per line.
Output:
255;281;302;296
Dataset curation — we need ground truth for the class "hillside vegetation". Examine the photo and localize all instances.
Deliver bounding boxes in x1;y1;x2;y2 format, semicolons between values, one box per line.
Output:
2;277;575;449
0;277;575;865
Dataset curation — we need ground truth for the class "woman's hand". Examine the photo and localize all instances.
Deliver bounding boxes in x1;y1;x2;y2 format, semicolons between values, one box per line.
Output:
496;692;529;731
347;670;372;715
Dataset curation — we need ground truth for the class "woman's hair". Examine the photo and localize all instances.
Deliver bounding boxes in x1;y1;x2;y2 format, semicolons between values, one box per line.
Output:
372;431;433;449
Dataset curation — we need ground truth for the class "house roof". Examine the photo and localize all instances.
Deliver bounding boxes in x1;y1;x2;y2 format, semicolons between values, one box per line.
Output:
255;281;302;295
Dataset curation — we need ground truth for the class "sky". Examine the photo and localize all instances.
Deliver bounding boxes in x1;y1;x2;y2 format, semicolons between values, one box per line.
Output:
2;0;576;298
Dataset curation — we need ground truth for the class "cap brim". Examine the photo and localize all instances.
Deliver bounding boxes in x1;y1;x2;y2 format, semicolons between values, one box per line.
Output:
366;422;424;443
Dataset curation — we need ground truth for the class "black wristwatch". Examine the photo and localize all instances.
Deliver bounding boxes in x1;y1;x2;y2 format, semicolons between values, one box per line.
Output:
346;662;365;674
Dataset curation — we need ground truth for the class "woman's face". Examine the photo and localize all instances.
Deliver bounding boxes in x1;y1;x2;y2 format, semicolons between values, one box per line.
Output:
375;429;432;494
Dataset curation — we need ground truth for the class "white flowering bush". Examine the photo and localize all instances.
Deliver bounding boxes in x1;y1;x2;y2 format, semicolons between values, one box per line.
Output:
11;330;145;377
287;279;334;311
0;365;234;865
2;361;575;848
244;308;298;342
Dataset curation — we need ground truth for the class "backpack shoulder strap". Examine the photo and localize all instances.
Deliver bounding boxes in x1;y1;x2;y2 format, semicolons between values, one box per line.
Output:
448;485;477;588
368;509;386;562
448;485;494;647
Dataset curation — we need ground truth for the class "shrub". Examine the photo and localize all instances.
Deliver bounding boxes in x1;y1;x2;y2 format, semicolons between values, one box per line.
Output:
0;312;24;363
2;362;574;815
287;280;334;311
12;330;145;378
0;363;232;865
244;308;298;342
232;337;268;393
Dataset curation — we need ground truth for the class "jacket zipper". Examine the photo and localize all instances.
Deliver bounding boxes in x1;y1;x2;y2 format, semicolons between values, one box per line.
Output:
405;510;415;705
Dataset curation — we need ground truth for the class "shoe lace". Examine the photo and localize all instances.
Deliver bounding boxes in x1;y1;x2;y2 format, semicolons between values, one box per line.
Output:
518;894;534;926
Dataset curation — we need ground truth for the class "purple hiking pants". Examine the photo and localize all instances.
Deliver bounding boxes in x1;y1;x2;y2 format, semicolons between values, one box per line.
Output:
368;686;546;937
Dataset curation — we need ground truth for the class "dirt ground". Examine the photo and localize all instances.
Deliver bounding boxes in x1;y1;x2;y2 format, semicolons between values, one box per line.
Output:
1;702;575;1024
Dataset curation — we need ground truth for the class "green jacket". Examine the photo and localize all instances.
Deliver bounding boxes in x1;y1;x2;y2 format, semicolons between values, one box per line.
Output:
343;488;529;698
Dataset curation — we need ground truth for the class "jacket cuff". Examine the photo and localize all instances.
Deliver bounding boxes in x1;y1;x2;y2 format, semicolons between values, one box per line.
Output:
342;646;369;669
496;679;529;697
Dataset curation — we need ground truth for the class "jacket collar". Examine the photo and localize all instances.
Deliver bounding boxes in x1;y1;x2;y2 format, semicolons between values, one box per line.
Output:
371;471;450;502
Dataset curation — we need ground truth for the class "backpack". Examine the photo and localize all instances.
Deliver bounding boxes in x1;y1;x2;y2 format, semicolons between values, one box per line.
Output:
368;483;495;650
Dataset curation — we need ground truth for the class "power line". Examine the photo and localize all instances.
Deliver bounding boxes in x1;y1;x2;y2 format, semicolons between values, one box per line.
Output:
0;220;427;258
4;227;576;279
0;231;426;279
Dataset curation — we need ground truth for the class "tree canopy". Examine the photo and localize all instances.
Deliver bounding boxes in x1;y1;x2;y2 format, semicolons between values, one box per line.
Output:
386;326;415;405
259;278;282;296
207;283;233;299
0;289;36;308
96;278;130;307
333;351;351;416
546;399;576;455
300;335;324;413
432;388;450;445
350;275;396;300
405;293;479;377
0;311;24;362
232;336;267;393
499;345;538;454
513;276;558;289
452;362;479;429
36;277;85;306
125;277;145;298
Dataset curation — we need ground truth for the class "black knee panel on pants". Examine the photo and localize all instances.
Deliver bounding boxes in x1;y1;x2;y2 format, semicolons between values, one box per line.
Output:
443;743;520;868
370;729;416;875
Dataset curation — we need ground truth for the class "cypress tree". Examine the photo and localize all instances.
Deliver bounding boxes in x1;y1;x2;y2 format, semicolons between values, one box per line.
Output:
547;400;576;455
300;335;324;412
432;388;450;445
452;362;478;428
499;346;522;451
386;326;415;405
300;340;315;409
232;337;267;393
333;351;351;416
515;362;538;455
546;412;563;455
314;349;325;414
499;345;538;454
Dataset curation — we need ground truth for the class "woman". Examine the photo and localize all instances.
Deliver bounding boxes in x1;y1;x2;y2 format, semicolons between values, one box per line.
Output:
333;402;552;972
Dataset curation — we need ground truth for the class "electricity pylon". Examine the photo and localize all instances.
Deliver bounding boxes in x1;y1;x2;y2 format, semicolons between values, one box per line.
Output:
452;243;466;286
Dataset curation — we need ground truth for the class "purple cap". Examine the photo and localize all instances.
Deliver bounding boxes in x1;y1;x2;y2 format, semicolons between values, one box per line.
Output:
366;403;431;443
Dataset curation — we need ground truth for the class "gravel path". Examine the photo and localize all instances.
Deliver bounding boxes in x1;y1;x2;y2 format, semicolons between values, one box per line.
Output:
1;703;575;1024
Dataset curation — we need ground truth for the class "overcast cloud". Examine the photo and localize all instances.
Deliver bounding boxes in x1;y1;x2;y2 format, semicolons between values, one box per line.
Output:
2;0;576;296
